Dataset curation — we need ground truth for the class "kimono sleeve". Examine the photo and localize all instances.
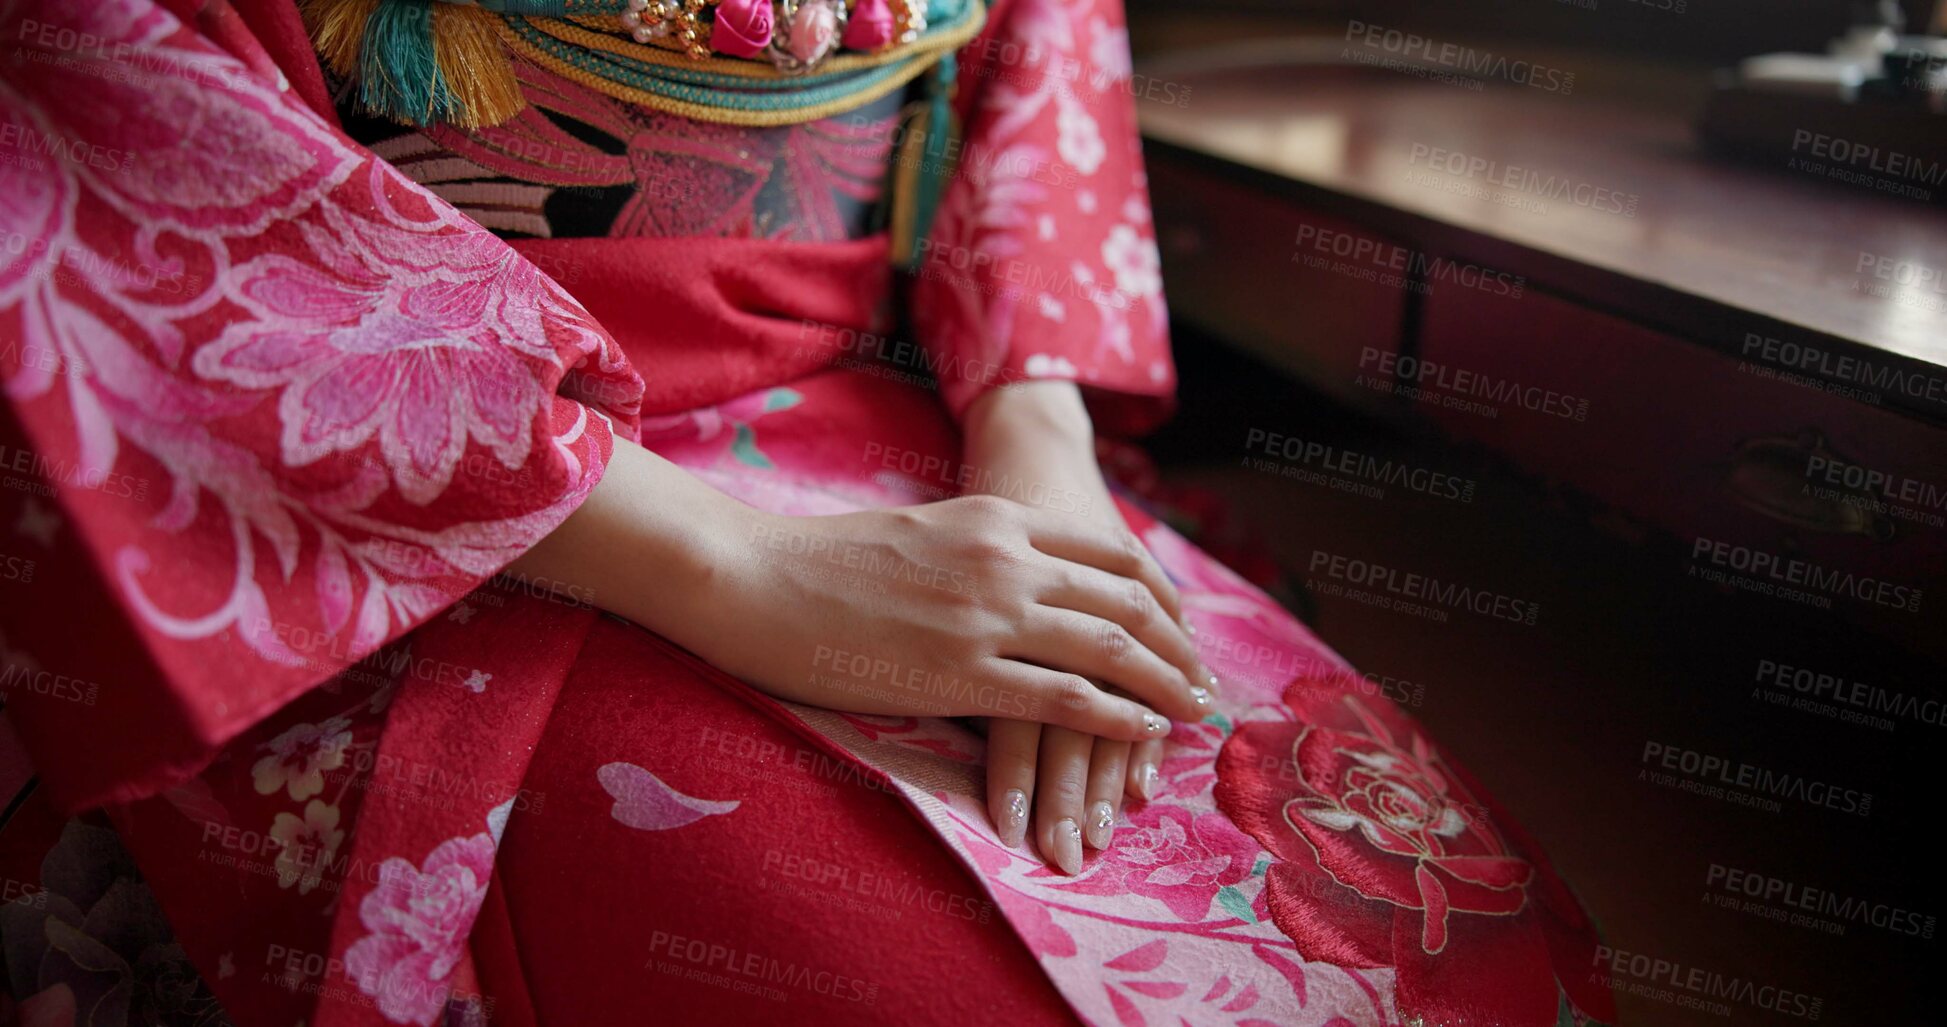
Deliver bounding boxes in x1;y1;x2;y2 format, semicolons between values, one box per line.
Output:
909;0;1175;435
0;0;644;811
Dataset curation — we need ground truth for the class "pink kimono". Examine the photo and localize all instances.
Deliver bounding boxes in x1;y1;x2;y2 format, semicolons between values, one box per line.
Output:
0;1;1615;1025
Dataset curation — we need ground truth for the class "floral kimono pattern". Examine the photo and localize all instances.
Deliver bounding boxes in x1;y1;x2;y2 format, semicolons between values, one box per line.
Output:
0;1;1616;1026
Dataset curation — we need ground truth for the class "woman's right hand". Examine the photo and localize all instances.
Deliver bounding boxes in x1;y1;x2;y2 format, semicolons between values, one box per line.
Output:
682;494;1214;742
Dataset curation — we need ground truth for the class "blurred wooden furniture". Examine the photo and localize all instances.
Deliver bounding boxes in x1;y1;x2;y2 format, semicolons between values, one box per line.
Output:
1136;48;1947;654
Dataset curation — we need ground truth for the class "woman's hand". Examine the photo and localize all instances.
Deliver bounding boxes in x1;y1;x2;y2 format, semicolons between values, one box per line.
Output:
960;381;1207;872
683;492;1213;741
512;440;1208;739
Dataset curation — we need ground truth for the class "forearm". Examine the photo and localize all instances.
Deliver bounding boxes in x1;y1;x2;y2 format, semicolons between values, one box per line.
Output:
961;381;1112;521
509;437;748;645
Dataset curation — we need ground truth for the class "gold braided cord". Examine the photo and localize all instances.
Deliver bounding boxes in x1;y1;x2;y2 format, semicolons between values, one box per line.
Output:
546;8;980;81
493;3;984;126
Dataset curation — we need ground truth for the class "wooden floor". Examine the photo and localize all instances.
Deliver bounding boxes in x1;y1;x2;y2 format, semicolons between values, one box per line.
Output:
1149;333;1937;1026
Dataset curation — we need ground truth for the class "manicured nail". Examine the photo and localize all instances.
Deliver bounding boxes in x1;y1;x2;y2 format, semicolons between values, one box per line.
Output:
1190;685;1211;707
1183;620;1198;636
1085;801;1115;849
1206;672;1220;692
1143;712;1167;735
1137;764;1159;801
1053;819;1083;874
1000;789;1027;847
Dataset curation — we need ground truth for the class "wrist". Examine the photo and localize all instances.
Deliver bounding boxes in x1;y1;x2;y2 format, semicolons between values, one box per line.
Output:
963;380;1094;461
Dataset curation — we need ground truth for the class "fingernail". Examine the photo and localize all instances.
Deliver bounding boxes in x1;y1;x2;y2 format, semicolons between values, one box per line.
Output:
1138;764;1159;800
1053;818;1083;874
1000;789;1027;847
1189;685;1211;707
1183;620;1198;637
1085;801;1114;849
1143;712;1168;735
1205;672;1221;692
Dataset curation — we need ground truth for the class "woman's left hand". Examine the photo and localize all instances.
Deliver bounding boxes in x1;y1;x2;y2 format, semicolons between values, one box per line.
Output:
960;381;1200;873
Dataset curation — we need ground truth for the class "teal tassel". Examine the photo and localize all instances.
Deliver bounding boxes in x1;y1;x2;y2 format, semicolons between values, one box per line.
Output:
358;0;457;126
896;55;957;271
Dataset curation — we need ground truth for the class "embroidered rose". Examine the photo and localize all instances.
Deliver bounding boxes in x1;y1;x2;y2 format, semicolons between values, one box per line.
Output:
841;0;895;50
252;716;353;801
344;832;496;1027
270;799;346;895
1216;683;1616;1025
711;0;773;58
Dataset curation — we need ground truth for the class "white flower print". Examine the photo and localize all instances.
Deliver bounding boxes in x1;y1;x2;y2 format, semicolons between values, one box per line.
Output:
1088;16;1132;87
270;799;345;895
1055;94;1106;176
1102;223;1162;301
252;716;354;801
1024;353;1079;378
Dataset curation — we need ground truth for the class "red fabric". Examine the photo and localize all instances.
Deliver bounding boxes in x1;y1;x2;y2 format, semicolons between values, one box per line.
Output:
512;234;893;417
489;617;1081;1027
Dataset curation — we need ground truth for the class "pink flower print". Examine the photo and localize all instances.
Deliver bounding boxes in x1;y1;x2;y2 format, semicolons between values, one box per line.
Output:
251;716;353;801
344;832;496;1026
1060;801;1258;922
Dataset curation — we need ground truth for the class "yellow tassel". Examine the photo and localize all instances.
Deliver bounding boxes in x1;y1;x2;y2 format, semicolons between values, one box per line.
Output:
431;4;527;129
888;102;929;268
302;0;381;77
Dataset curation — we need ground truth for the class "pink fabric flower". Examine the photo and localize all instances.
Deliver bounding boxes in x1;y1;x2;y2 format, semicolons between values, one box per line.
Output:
841;0;895;50
711;0;773;57
344;832;496;1026
1057;801;1258;922
786;0;840;65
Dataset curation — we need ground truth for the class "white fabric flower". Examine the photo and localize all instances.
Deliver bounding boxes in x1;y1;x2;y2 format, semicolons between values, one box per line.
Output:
1055;95;1105;176
1102;223;1162;301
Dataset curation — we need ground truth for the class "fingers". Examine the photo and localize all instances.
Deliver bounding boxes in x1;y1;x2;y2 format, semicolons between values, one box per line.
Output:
1019;507;1184;627
1034;726;1094;875
1127;738;1164;801
1084;738;1129;850
1036;559;1215;705
1004;606;1208;723
984;659;1170;742
985;719;1040;849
